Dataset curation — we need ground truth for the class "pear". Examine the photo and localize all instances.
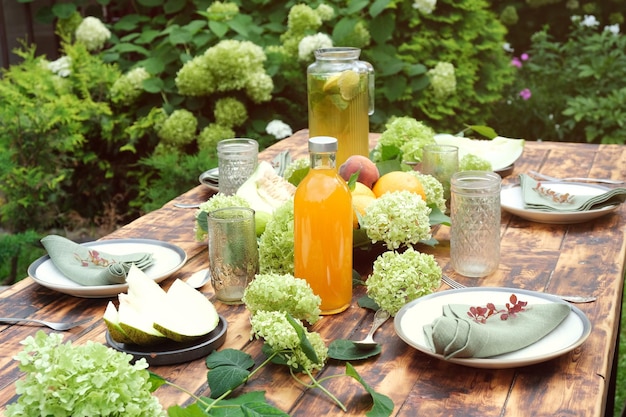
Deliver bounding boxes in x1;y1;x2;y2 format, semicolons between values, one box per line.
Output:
153;279;220;343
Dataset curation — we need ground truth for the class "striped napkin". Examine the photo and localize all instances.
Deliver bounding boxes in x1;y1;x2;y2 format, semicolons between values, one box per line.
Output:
520;174;626;211
41;235;154;286
424;302;571;359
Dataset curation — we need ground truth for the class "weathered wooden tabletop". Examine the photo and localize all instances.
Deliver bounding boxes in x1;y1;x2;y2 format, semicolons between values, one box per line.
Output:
1;130;625;416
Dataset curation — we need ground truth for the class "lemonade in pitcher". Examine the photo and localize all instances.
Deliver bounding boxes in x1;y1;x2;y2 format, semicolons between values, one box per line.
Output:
307;48;374;167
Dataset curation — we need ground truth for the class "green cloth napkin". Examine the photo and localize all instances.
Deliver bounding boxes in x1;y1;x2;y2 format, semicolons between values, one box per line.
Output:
423;302;571;359
41;235;154;286
520;174;626;211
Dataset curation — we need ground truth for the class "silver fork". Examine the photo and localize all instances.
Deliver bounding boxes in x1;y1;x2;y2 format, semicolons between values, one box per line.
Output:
528;170;624;185
0;317;92;331
440;274;596;304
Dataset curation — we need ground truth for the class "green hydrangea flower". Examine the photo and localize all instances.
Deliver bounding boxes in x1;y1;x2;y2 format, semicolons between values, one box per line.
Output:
372;117;436;164
75;16;111;51
409;172;447;212
111;67;150;105
214;97;248;128
366;247;441;315
361;190;432;250
242;273;321;324
194;194;250;241
259;200;294;275
460;154;492;171
157;109;198;146
197;123;235;156
206;1;239;21
428;62;457;98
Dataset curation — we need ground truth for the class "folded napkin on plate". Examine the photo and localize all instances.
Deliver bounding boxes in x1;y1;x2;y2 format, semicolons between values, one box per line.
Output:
520;174;626;212
41;235;154;286
423;302;571;359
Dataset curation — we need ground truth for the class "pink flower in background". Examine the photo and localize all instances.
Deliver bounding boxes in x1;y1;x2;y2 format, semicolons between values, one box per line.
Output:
511;57;522;68
520;53;529;61
519;88;532;100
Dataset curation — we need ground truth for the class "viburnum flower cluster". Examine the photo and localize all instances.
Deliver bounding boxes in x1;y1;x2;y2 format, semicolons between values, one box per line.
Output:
110;67;150;105
266;119;293;139
298;33;333;61
74;16;111;51
412;0;437;14
428;62;457;98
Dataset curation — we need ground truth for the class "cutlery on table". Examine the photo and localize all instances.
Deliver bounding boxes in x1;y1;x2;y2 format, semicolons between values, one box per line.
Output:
528;170;624;185
441;274;597;304
174;203;202;208
186;269;211;289
0;317;92;331
352;309;390;349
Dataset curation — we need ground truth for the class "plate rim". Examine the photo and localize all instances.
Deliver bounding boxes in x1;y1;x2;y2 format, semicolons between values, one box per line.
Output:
500;182;619;224
394;287;592;369
105;315;228;366
28;238;187;298
199;167;219;192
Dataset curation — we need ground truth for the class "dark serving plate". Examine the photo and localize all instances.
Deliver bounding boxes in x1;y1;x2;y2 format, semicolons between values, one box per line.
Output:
106;315;227;366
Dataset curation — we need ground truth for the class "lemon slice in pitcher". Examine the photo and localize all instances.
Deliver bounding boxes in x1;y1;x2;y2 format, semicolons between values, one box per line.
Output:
338;70;360;100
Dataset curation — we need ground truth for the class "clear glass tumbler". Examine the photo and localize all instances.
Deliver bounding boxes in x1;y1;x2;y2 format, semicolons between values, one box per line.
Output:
217;138;258;195
207;207;259;304
421;144;459;205
450;171;501;277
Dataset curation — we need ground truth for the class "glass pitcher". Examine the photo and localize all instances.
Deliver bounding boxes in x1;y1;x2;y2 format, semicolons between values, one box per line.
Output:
307;47;374;167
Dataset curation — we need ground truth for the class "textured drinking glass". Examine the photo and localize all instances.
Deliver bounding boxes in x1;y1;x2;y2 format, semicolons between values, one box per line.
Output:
207;207;259;304
217;138;259;195
422;144;459;204
450;171;501;277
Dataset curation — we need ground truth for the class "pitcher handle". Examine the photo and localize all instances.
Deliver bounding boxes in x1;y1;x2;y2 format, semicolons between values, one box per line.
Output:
358;60;375;115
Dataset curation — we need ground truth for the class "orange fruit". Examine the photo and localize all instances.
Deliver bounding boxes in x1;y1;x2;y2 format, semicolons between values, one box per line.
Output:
351;182;376;198
352;194;376;229
372;171;426;200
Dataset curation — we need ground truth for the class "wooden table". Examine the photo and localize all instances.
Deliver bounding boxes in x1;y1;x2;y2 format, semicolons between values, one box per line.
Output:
1;130;625;416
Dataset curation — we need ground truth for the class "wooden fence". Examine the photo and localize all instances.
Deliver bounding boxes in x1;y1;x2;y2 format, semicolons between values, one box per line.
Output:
0;0;58;69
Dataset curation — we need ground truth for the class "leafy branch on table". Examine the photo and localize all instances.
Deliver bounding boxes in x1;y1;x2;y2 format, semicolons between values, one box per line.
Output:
467;294;528;324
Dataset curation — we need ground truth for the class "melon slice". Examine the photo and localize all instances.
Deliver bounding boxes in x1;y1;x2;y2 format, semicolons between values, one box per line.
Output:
103;301;133;344
118;293;167;345
153;279;220;343
434;134;525;171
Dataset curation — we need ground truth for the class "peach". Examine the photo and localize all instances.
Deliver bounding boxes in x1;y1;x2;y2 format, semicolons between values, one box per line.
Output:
339;155;380;188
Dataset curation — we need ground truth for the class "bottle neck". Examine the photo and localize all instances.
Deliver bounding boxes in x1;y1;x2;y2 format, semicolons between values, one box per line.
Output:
310;152;337;170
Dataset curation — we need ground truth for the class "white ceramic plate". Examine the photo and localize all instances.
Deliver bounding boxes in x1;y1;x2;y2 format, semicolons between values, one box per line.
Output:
28;239;187;298
501;182;619;224
394;287;591;369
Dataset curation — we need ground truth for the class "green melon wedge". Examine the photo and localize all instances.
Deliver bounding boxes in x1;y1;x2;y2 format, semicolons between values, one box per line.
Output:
118;293;168;345
153;279;220;343
103;301;134;344
434;134;525;171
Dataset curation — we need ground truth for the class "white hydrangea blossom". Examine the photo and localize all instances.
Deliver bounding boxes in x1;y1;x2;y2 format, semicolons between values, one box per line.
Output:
412;0;437;14
604;24;620;35
298;33;333;61
572;14;599;28
428;62;456;98
75;16;111;51
502;42;514;53
47;56;71;77
111;67;150;105
266;120;293;139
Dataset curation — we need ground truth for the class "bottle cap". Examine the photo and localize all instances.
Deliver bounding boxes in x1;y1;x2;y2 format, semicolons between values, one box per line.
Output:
309;136;338;152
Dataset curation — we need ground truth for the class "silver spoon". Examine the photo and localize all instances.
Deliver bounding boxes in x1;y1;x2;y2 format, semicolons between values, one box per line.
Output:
352;309;390;349
185;269;211;289
174;203;202;208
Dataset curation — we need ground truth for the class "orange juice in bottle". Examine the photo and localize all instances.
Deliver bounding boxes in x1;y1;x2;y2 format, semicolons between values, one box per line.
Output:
294;136;353;314
307;47;374;167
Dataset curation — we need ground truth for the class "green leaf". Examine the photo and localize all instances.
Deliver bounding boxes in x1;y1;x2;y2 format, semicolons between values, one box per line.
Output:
369;0;391;18
143;78;164;93
147;371;167;391
240;402;291;416
167;403;208;416
357;296;379;311
346;0;369;14
466;125;498;139
328;339;382;360
285;313;319;364
345;363;395;417
428;205;450;226
137;0;164;6
370;13;395;44
164;0;186;14
206;348;255;370
228;15;253;37
51;3;76;19
169;27;193;44
209;20;230;38
207;365;251;399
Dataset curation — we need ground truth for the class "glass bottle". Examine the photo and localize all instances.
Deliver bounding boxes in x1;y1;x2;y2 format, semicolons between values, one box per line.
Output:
294;136;353;314
307;47;374;168
450;171;501;277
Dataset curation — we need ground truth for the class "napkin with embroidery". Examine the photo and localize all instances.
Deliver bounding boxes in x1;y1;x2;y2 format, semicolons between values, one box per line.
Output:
423;301;571;359
520;174;626;211
41;235;155;286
